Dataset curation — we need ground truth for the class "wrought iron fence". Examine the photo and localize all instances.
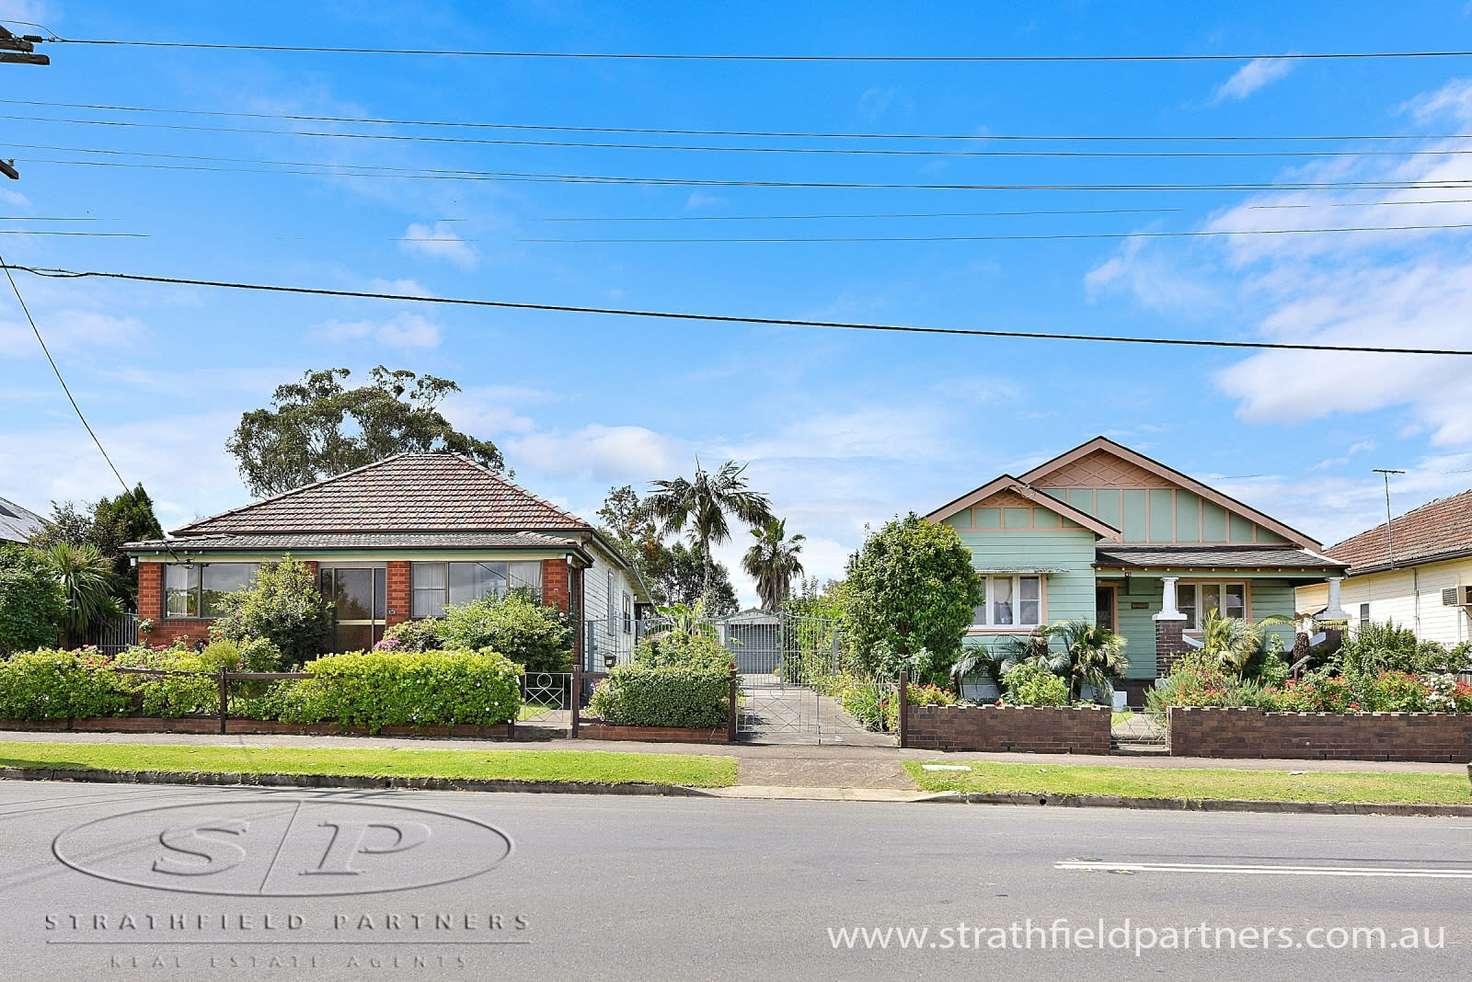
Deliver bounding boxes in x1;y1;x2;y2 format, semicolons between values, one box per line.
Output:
581;612;848;679
518;672;573;727
88;611;140;655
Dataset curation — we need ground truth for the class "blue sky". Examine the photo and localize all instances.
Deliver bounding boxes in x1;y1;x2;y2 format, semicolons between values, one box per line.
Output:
4;1;1472;603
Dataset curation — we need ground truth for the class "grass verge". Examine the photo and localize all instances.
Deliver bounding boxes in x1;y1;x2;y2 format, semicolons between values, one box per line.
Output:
905;760;1471;805
0;741;738;788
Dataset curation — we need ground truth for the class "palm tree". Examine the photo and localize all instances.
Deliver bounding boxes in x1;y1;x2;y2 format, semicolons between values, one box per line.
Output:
742;518;806;611
1047;620;1129;702
648;460;775;604
1201;609;1294;678
44;542;121;648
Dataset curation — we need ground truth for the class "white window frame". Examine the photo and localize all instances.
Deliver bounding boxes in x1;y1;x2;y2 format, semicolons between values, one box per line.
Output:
969;574;1044;630
409;560;543;618
165;562;259;619
1176;580;1249;631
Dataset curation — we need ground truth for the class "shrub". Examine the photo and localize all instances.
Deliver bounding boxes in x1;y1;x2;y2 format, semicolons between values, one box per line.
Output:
1002;661;1069;707
114;645;217;718
209;558;331;665
840;681;893;732
377;618;444;653
844;514;982;681
0;648;128;720
634;629;731;670
266;649;521;732
588;665;728;728
439;592;573;673
0;546;64;655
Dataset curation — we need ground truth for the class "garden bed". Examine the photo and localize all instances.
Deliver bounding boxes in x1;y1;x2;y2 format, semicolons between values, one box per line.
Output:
1168;707;1472;762
904;704;1111;754
0;717;530;741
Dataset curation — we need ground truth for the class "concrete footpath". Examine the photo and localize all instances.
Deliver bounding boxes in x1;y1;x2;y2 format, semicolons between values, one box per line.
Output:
0;728;1463;796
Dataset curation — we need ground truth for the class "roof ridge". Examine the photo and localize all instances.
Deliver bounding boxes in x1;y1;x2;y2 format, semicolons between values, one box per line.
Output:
444;452;593;529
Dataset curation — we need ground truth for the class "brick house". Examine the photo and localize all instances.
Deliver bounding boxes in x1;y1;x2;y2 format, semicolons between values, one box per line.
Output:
125;453;650;665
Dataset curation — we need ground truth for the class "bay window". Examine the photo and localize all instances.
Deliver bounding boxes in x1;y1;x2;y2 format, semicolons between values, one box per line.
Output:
410;560;543;617
164;563;258;618
1175;581;1247;630
970;575;1043;629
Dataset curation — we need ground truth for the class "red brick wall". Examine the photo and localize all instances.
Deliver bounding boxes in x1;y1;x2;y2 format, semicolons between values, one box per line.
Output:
542;558;569;612
1169;707;1472;762
385;561;411;625
906;705;1112;755
137;562;163;621
1154;619;1188;676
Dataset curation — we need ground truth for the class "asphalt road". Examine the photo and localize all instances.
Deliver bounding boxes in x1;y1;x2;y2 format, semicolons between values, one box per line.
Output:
0;781;1469;981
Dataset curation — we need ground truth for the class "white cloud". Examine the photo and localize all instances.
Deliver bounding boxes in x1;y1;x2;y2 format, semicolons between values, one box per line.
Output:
399;222;478;269
1311;439;1377;471
1210;58;1294;103
508;425;687;482
1084;238;1223;315
0;309;145;357
312;313;441;349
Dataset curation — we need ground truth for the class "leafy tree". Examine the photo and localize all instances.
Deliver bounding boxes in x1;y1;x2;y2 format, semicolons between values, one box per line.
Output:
43;542;122;647
844;514;982;682
0;545;65;654
742;518;805;611
210;558;332;665
28;501;93;550
226;367;503;497
647;460;773;606
89;485;163;601
655;541;739;616
596;484;666;593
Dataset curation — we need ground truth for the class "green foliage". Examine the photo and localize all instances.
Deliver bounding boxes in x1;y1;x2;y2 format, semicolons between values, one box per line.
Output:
1335;619;1461;676
634;620;731;671
0;545;64;655
114;645;217;718
88;485;163;601
840;680;895;732
741;517;805;611
844;514;982;679
588;665;729;727
0;649;128;720
651;541;739;615
438;592;573;673
1002;661;1070;707
648;459;774;608
1045;620;1129;702
209;558;331;665
264;649;521;732
42;541;122;647
378;618;445;653
226;367;503;498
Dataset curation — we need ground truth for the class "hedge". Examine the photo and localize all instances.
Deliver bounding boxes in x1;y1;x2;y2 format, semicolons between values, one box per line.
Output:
0;649;130;720
588;665;729;728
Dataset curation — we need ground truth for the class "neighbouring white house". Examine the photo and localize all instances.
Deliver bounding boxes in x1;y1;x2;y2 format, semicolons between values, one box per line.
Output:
1295;488;1472;648
0;496;45;545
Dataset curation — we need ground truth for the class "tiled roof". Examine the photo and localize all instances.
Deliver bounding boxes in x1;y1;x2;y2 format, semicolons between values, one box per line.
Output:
0;496;45;544
126;531;584;553
1326;487;1472;573
1095;545;1345;571
173;453;591;536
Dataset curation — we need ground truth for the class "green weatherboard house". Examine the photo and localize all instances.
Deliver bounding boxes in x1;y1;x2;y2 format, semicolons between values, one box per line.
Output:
925;437;1349;705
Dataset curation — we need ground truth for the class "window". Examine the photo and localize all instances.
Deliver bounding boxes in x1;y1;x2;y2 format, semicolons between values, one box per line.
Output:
606;571;615;628
409;561;543;618
970;575;1043;629
1176;581;1248;630
1358;602;1371;622
164;563;258;618
622;592;633;634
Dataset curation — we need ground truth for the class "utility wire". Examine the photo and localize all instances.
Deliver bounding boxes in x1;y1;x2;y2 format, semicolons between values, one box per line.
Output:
17;111;1472;160
3;261;1468;357
23;34;1472;62
0;251;133;496
0;215;96;221
521;222;1472;244
5;97;1470;143
19;153;1472;193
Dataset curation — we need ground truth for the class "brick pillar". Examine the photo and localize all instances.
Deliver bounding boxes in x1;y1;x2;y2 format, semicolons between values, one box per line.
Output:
137;562;164;620
385;561;411;625
542;558;570;611
1154;618;1189;676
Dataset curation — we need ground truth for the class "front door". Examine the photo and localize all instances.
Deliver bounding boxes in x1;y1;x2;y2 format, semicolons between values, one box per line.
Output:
1095;584;1118;633
320;565;387;652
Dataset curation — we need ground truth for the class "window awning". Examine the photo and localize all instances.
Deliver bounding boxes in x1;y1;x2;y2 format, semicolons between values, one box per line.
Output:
972;568;1067;576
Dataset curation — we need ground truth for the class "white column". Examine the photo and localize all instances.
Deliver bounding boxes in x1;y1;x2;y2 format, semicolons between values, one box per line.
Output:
1153;575;1186;621
1320;576;1349;622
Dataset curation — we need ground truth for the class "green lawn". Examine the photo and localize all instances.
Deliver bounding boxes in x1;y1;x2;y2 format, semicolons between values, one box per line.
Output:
0;741;738;788
905;760;1472;805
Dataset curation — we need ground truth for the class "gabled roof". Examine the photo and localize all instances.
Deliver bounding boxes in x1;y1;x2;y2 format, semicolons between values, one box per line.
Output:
0;496;45;544
1020;436;1323;550
1327;487;1472;574
925;474;1123;540
173;453;591;536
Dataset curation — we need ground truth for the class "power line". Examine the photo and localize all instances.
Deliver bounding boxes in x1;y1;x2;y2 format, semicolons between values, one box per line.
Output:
0;214;96;221
521;222;1472;244
4;261;1469;357
5;97;1469;144
24;34;1472;63
19;151;1472;193
0;251;132;495
17;111;1472;160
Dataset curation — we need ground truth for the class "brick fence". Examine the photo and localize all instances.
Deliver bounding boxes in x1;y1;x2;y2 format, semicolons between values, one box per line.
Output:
905;704;1112;755
1169;707;1472;762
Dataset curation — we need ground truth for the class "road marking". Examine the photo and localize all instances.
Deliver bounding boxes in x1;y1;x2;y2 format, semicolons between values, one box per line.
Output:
1056;861;1472;879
